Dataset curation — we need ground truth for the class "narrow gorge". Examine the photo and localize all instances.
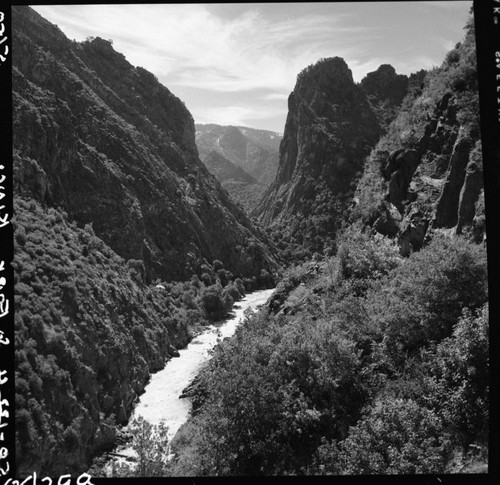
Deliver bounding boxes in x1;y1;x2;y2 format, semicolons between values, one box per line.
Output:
11;4;489;478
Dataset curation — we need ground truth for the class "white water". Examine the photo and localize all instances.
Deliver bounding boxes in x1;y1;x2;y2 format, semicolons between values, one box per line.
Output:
107;288;274;466
131;288;274;439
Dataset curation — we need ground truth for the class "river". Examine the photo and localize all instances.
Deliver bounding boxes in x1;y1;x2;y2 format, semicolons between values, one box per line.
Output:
101;288;275;473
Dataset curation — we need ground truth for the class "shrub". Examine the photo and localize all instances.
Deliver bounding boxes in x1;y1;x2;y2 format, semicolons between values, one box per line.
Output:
234;278;246;296
111;417;171;477
367;235;487;356
335;228;401;295
338;398;452;474
423;303;489;445
200;284;229;321
222;282;241;303
200;273;212;286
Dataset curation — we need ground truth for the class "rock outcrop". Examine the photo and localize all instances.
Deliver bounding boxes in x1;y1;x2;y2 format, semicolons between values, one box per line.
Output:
254;57;381;249
360;64;409;130
12;6;276;283
353;16;484;254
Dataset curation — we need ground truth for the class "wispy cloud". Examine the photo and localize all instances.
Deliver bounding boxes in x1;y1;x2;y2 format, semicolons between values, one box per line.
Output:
33;4;375;94
419;1;470;10
32;2;473;131
260;93;290;101
195;102;287;128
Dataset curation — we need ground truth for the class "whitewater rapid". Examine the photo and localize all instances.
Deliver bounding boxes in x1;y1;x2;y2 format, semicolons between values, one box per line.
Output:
105;288;274;468
130;288;275;439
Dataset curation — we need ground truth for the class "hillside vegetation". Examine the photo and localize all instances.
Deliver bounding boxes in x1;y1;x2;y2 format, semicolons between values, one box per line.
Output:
168;231;488;475
13;195;272;476
144;11;488;477
12;6;488;479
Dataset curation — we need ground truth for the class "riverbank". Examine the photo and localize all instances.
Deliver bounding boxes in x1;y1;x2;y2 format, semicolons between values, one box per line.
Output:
88;288;275;476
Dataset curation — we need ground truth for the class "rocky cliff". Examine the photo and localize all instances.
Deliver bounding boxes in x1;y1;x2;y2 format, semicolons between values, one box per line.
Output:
12;6;276;283
254;57;381;249
353;15;484;254
359;64;410;131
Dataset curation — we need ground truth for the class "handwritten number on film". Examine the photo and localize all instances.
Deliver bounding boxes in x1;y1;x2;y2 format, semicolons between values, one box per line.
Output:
1;254;9;477
0;13;8;63
0;2;11;467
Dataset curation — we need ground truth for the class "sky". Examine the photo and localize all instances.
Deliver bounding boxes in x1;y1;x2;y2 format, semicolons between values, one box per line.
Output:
32;2;473;133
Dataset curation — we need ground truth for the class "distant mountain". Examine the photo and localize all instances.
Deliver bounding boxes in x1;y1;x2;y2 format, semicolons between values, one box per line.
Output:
195;124;282;186
202;150;267;214
236;126;283;152
203;150;258;185
13;6;276;283
254;57;382;249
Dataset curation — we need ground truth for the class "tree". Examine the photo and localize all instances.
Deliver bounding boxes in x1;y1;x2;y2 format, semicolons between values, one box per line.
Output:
367;235;487;357
200;284;229;321
338;398;451;474
424;303;489;445
112;417;171;477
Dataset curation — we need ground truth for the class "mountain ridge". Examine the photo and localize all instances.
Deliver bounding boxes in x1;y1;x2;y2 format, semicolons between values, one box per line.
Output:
195;123;282;186
11;5;487;479
13;6;277;284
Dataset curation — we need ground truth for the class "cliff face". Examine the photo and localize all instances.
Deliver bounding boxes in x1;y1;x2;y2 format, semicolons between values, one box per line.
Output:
359;64;410;131
254;57;381;248
353;16;484;254
12;6;276;283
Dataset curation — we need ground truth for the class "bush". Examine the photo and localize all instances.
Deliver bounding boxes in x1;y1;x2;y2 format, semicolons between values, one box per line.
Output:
200;272;212;286
110;417;171;477
423;303;489;445
338;398;452;474
335;228;401;295
367;235;487;356
222;282;241;303
200;284;230;321
170;314;368;476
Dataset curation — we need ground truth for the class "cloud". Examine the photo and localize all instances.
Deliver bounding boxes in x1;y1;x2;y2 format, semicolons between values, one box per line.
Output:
260;93;290;101
33;4;376;94
195;103;287;128
419;1;471;10
32;3;473;131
